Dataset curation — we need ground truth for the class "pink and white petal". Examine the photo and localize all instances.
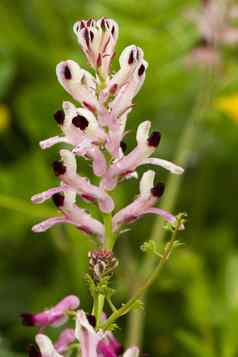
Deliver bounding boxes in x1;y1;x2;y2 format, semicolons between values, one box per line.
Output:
31;186;70;204
35;334;63;357
60;149;77;176
40;136;69;150
123;347;140;357
142;158;184;175
32;217;69;233
143;207;184;230
75;310;99;357
88;146;107;177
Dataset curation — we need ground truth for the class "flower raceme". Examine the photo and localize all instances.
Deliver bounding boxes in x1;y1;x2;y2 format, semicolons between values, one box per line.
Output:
32;17;184;243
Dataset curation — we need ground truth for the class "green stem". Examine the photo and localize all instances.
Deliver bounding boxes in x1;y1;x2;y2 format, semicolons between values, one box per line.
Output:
101;221;180;331
126;66;218;347
103;213;115;250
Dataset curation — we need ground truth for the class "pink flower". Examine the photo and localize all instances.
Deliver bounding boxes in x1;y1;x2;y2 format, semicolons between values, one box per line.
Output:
21;295;79;328
112;170;183;232
40;101;107;177
73;18;119;79
75;310;139;357
54;329;75;354
101;121;183;191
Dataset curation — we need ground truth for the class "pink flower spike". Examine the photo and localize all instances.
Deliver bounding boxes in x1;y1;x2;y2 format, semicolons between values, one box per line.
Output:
54;329;75;353
35;334;63;357
56;60;98;110
75;310;101;357
21;295;80;328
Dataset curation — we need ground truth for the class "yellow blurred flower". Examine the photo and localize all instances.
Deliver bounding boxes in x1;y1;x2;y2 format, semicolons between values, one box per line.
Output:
215;94;238;122
0;104;11;131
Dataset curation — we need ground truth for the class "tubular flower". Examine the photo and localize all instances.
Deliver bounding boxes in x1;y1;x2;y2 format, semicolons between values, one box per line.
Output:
112;170;184;232
186;0;238;66
101;121;183;191
21;295;79;328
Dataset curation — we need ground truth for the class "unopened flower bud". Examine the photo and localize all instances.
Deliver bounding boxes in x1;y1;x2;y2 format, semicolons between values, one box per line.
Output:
88;249;118;282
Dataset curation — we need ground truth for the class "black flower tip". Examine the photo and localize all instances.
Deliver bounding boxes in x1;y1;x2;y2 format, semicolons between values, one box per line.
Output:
28;344;41;357
86;314;96;328
72;115;89;130
115;344;124;355
138;63;145;76
128;50;134;64
147;131;161;147
196;37;210;48
52;193;65;207
64;65;72;80
151;182;165;198
111;25;115;36
120;141;127;153
54;110;65;125
21;313;35;326
52;160;66;176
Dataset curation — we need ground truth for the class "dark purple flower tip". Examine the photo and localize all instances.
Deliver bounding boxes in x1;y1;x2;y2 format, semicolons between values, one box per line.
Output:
52;160;66;176
72;115;89;130
196;37;210;48
87;18;93;26
52;193;65;207
54;110;65;125
101;18;106;31
86;314;96;328
138;64;145;76
21;313;35;326
84;28;90;47
128;50;134;64
111;25;115;36
97;53;102;67
28;344;41;357
147;131;161;147
151;182;165;198
64;65;72;80
120;141;127;153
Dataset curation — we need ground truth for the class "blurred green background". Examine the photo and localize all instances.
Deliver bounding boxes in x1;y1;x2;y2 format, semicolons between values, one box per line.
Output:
0;0;238;356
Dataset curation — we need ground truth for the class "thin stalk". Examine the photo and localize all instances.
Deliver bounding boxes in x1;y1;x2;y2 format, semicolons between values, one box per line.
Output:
126;66;218;347
103;213;115;250
101;220;180;331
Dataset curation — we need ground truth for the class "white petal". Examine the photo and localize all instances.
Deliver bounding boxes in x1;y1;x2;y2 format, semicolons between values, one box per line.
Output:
36;334;63;357
139;170;155;196
60;149;77;176
136;121;151;145
142;158;184;175
123;346;140;357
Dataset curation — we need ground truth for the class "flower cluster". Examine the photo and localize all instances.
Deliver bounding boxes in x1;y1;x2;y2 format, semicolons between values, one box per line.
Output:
22;296;139;357
32;17;184;242
186;0;238;66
